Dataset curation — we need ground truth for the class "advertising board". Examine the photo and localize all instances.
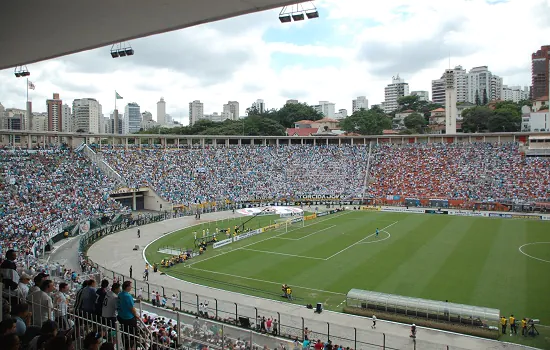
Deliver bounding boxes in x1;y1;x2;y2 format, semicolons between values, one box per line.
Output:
213;238;233;249
234;229;262;242
488;213;512;218
381;207;425;214
361;206;381;211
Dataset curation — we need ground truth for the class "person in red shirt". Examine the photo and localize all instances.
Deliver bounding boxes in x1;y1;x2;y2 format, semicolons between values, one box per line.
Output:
314;340;323;350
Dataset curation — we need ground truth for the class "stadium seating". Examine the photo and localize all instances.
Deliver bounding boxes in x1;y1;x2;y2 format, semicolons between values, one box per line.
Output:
99;143;550;205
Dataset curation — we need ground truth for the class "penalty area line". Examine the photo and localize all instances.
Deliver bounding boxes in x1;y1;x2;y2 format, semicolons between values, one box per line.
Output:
324;221;398;260
240;248;325;260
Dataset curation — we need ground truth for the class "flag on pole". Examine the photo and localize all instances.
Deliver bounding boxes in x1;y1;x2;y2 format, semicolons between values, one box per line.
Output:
115;91;123;99
28;81;35;90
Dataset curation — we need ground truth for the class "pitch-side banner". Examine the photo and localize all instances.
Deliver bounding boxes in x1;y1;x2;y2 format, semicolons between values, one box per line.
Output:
213;238;233;249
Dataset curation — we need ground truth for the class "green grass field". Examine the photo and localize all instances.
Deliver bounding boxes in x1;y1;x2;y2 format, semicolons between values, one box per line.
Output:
144;210;550;346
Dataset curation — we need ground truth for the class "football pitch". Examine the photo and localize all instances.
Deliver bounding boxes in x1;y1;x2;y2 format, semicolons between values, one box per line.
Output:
144;210;550;332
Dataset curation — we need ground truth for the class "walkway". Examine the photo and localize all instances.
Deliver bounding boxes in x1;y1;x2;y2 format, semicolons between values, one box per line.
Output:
56;210;530;350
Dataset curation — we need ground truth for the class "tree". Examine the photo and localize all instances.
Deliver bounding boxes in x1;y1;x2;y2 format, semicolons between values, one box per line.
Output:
340;109;392;135
269;102;323;128
475;90;481;106
461;106;493;133
487;114;521;132
397;95;422;112
482;89;489;105
404;113;427;133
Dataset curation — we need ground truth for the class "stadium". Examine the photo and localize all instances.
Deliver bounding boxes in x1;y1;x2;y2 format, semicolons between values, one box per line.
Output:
1;1;550;350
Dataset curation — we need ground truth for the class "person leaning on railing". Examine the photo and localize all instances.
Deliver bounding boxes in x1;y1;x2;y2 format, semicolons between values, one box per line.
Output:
117;281;140;341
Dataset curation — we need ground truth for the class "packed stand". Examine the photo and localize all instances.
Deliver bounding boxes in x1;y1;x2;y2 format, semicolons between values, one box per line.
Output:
0;148;128;259
367;143;550;202
99;145;370;205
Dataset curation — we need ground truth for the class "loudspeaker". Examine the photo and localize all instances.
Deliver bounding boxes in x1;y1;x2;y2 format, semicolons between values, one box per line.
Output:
239;317;250;328
315;302;323;313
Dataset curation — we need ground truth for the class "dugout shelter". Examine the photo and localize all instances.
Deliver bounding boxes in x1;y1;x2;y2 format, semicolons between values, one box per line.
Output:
346;289;500;332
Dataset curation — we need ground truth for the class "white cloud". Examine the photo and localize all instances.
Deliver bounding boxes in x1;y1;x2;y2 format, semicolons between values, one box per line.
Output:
0;0;548;125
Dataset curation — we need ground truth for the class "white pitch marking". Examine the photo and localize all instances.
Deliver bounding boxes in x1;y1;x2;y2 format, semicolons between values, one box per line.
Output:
273;225;337;241
188;211;351;266
518;242;550;263
186;266;346;296
336;299;347;308
324;221;398;260
356;230;391;244
240;248;325;260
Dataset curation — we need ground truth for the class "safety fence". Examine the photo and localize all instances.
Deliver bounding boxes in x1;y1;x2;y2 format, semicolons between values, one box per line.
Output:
2;285;287;350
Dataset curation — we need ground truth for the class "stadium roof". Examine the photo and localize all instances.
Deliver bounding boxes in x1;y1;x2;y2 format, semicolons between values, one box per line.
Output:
0;0;306;70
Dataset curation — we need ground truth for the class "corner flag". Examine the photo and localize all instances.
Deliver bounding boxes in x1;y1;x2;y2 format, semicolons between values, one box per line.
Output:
116;91;123;99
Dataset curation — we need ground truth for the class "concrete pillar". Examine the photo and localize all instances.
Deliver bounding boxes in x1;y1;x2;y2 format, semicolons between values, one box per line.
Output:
201;138;205;147
301;138;304;145
351;138;354;145
313;138;316;146
238;139;242;146
338;138;341;146
132;192;137;210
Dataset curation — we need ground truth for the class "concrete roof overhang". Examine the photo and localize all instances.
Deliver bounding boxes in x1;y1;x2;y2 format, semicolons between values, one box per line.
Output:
0;0;306;70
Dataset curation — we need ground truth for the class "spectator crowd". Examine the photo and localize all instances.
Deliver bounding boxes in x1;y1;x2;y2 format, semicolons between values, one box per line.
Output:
99;143;550;205
99;145;370;205
0;148;127;258
368;143;550;202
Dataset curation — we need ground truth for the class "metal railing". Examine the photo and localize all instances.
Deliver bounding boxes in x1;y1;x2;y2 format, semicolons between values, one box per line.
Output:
82;144;127;187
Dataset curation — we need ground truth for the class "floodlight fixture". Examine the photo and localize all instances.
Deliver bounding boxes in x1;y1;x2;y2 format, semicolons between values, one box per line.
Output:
14;65;30;78
292;13;305;21
279;1;319;23
110;42;134;58
306;10;319;19
279;14;292;23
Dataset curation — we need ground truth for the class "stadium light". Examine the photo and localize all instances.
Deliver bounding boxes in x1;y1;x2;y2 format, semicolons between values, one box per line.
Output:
279;1;319;23
14;65;30;77
110;42;134;58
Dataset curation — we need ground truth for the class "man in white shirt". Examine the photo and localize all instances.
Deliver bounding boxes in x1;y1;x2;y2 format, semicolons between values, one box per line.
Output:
54;282;70;330
171;294;177;310
16;272;32;301
102;282;121;329
28;279;54;326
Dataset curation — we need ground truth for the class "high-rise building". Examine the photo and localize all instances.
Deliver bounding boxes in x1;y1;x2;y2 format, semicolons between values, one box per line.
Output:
431;78;446;105
383;75;409;114
466;66;502;104
223;101;240;120
32;113;48;132
313;101;336;117
532;45;550;100
142;111;153;122
3;108;25;130
490;75;503;101
334;109;348;120
0;103;5;129
110;112;123;134
166;114;173;124
444;69;458;134
123;102;141;134
286;99;299;104
189;100;204;125
411;91;430;102
61;104;71;132
73;98;101;133
432;66;467;106
46;93;63;131
252;99;266;114
501;86;530;103
157;97;166;124
352;96;369;112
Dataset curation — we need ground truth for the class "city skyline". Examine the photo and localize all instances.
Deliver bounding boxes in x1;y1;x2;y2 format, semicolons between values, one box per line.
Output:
0;0;549;125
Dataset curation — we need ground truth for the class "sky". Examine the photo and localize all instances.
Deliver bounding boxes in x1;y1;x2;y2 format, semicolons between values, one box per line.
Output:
1;0;549;126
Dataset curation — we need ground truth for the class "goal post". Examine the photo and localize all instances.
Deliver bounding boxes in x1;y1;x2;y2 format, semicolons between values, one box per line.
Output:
275;218;293;233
